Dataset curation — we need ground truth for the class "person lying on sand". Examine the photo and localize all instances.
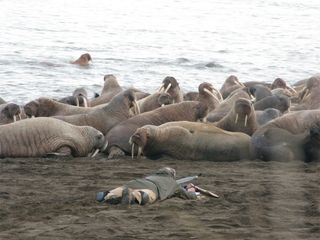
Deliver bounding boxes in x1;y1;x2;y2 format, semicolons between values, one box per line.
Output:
96;167;199;205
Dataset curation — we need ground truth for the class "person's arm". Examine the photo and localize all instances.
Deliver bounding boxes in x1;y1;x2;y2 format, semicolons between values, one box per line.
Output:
173;185;198;200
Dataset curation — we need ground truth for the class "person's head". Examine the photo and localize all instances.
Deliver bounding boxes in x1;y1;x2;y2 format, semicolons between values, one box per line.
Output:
155;167;176;178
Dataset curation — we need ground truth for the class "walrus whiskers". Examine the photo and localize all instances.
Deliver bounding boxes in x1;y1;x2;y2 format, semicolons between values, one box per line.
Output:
235;113;238;124
204;88;220;103
244;114;248;127
164;83;172;93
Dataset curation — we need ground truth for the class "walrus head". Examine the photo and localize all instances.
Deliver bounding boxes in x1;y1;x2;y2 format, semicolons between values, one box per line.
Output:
121;89;140;115
159;76;180;94
158;93;173;107
129;126;154;159
87;129;108;158
198;82;222;103
72;53;92;65
271;78;287;89
24;98;56;118
24;99;40;118
194;102;209;122
1;103;21;122
300;76;320;101
225;75;245;87
233;98;254;127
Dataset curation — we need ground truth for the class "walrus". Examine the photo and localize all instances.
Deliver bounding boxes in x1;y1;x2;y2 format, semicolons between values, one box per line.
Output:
24;97;93;118
271;78;297;96
106;101;208;158
71;53;92;66
54;89;139;135
253;94;290;113
220;75;245;99
158;76;183;103
215;98;258;136
59;87;89;107
90;74;123;107
251;110;320;161
198;82;221;112
184;92;199;101
136;92;173;113
129;121;251;161
291;76;320;110
255;108;282;126
0;103;22;125
0;117;107;158
249;84;272;102
207;88;251;122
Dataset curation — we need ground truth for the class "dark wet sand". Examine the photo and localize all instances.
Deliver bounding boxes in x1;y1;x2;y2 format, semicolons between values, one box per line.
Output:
0;156;319;240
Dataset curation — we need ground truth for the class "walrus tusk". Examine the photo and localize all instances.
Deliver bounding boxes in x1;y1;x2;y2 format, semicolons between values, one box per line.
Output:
212;87;223;101
244;114;248;127
204;88;220;103
76;97;80;107
131;143;135;159
80;96;88;108
101;140;108;152
158;85;164;93
235;113;238;124
133;100;140;115
202;117;207;123
286;85;297;95
32;115;35;118
13;115;17;122
91;149;100;158
301;87;309;101
164;83;172;93
161;104;165;107
137;146;142;159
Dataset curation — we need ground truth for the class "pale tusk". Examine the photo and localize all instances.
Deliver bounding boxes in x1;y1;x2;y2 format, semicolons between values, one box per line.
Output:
158;85;164;93
301;87;309;101
131;143;135;159
13;115;17;122
76;97;80;107
235;113;238;124
164;83;172;93
244;114;248;127
204;88;220;103
212;87;223;101
81;96;88;108
286;85;297;95
32;115;35;118
18;114;21;120
133;100;140;115
101;140;108;152
91;149;100;158
161;104;165;107
202;117;207;123
137;146;142;159
237;79;245;87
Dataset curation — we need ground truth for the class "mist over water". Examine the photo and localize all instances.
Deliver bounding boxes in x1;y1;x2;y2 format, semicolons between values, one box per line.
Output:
0;0;320;104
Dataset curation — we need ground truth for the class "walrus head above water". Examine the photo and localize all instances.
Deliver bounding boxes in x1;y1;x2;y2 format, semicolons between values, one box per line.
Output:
71;53;92;65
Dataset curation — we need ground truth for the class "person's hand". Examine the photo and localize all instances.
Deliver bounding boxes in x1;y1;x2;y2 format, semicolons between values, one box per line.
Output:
186;183;196;192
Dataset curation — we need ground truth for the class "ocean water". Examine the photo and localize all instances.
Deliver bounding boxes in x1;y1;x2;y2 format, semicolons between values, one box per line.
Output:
0;0;320;104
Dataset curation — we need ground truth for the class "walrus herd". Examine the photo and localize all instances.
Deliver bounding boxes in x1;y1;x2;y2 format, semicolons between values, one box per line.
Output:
1;73;320;161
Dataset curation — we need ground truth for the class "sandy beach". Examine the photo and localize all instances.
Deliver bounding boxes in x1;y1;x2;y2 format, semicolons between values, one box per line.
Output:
0;156;319;240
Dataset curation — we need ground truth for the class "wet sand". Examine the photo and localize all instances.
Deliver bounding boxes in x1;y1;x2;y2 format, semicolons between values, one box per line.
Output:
0;156;319;240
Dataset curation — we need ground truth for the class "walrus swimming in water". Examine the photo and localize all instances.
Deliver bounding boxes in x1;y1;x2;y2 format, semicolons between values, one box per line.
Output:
215;98;258;136
54;89;139;135
0;117;107;158
90;74;123;107
129;121;252;161
251;110;320;161
71;53;92;66
106;101;208;158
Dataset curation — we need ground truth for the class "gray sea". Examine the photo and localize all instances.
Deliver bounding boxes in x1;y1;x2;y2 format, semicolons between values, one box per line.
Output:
1;0;320;104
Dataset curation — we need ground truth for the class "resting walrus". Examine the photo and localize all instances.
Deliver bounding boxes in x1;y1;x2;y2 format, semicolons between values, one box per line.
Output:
54;89;139;135
251;110;320;161
136;92;173;113
215;98;258;136
220;75;245;99
0;103;22;125
129;121;252;161
158;76;183;103
0;117;106;158
106;101;208;158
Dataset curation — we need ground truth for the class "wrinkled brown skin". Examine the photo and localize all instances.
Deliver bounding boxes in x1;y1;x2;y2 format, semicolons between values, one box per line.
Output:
207;89;251;122
215;98;258;136
90;75;123;107
198;82;220;112
54;89;137;135
137;92;173;113
24;98;93;118
184;92;199;101
0;117;105;158
291;76;320;110
0;103;21;125
220;75;244;99
251;110;320;161
106;101;208;157
130;121;252;161
71;53;92;66
244;81;272;89
254;94;290;113
160;76;183;103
